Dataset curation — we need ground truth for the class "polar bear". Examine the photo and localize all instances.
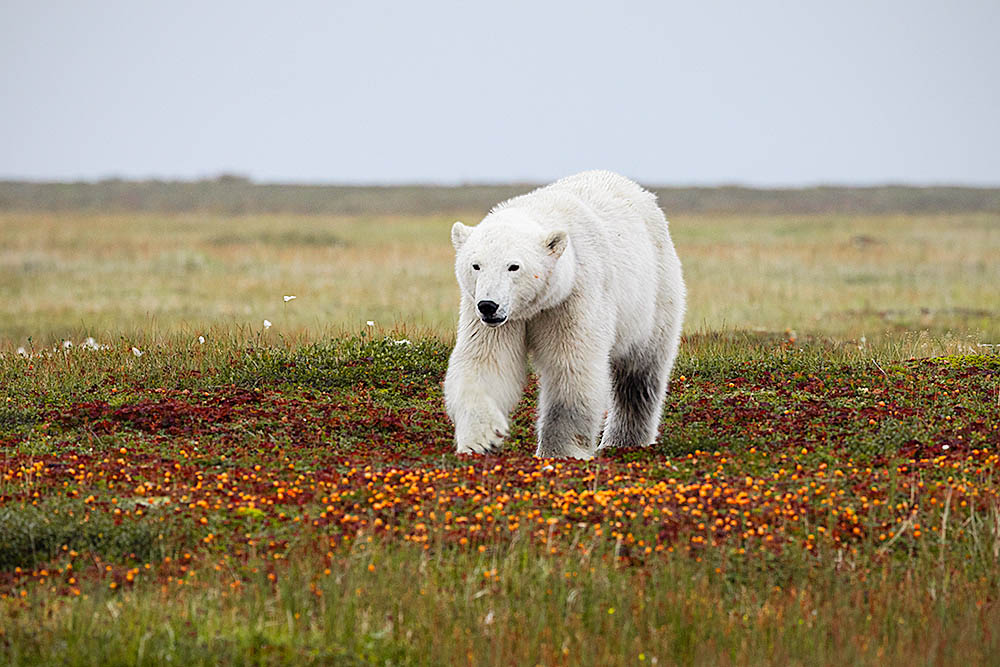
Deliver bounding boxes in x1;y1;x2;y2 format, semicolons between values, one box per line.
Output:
444;171;685;459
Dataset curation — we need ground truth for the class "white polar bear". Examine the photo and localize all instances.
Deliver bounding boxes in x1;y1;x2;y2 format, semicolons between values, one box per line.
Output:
444;171;685;459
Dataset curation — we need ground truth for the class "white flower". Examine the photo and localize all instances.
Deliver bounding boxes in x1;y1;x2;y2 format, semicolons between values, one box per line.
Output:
366;320;375;327
16;346;27;357
283;295;297;302
81;337;100;350
198;335;205;344
131;347;143;357
62;340;73;349
263;319;272;329
942;444;950;450
393;339;412;346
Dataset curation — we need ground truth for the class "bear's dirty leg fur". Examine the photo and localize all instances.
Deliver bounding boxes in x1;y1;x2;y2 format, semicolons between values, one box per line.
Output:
598;345;669;449
531;325;610;460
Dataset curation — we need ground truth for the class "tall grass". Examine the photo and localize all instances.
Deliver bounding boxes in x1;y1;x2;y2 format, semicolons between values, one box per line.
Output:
2;211;997;348
3;537;998;666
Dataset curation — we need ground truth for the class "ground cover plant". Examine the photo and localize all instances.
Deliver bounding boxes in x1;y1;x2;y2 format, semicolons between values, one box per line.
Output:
1;204;998;664
1;330;998;665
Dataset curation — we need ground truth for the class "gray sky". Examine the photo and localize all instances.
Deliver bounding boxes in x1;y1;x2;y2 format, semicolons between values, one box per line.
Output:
2;0;999;185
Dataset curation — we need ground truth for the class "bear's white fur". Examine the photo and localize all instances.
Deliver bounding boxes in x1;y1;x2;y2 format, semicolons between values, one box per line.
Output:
444;171;685;459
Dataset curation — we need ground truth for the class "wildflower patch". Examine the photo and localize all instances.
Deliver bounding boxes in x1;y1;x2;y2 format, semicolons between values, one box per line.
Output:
0;338;997;601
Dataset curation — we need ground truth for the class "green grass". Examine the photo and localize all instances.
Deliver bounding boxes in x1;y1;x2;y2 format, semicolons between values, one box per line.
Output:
1;205;999;664
4;539;999;666
1;333;998;665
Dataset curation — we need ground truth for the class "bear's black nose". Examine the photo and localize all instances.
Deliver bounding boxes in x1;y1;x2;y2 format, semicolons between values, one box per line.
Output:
477;300;499;317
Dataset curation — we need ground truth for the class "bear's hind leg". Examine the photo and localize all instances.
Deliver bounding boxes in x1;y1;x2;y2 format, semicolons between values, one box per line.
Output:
598;349;667;450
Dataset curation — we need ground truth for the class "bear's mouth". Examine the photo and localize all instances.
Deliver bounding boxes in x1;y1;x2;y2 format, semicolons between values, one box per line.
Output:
480;315;507;327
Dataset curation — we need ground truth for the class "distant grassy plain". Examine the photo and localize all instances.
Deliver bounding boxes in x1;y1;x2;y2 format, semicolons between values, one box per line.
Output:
1;209;997;351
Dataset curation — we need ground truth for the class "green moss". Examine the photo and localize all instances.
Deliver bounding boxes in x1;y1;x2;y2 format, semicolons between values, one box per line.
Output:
929;354;1000;369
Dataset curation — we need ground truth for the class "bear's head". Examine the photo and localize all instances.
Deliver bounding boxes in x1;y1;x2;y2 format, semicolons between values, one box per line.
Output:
451;212;571;327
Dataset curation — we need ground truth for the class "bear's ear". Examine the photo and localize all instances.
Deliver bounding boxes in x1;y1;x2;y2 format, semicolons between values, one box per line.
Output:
543;230;568;258
451;222;471;250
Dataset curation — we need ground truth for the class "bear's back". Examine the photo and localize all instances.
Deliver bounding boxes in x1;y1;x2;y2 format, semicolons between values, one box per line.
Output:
494;171;664;234
503;170;652;210
547;171;657;210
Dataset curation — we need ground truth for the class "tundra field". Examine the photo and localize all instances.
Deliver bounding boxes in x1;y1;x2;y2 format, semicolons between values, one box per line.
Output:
1;201;1000;665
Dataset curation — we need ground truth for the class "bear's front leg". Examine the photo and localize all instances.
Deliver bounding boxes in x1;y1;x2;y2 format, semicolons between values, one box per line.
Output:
444;309;527;455
530;321;611;460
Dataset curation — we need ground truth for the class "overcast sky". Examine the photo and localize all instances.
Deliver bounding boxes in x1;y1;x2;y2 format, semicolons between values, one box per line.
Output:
2;0;999;185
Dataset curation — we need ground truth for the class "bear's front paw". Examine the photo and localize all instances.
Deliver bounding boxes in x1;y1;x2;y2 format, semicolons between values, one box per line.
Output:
455;419;507;456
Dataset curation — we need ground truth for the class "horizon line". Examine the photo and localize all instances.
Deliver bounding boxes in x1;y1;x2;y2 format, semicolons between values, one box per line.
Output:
3;175;1000;190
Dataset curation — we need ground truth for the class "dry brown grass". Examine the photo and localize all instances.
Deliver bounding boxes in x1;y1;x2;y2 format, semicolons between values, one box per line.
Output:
1;210;997;350
682;213;999;342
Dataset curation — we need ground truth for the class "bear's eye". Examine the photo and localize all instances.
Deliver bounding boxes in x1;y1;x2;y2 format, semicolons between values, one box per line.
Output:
472;264;480;271
508;264;520;271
